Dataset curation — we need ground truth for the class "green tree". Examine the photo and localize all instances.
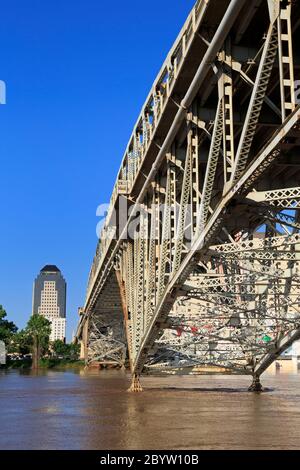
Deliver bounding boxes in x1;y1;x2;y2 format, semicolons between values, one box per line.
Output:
9;329;31;355
69;342;80;359
52;339;80;360
0;305;18;346
52;339;68;357
26;314;51;369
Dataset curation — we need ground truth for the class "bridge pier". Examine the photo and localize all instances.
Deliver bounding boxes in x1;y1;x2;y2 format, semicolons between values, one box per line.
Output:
81;316;89;365
128;374;143;393
248;374;263;392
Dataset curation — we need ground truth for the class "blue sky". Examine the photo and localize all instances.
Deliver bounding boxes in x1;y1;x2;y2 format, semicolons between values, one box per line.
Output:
0;0;195;340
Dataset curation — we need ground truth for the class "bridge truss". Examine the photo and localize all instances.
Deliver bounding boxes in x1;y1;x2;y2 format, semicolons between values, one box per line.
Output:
76;0;300;391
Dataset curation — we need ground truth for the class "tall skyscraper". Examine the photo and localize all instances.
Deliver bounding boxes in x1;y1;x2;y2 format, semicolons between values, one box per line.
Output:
32;265;67;342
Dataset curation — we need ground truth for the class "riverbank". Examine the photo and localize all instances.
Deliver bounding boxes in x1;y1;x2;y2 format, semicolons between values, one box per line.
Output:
1;358;85;370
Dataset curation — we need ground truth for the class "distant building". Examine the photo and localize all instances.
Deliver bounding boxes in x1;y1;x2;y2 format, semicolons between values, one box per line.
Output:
292;341;300;358
32;265;66;342
0;340;6;365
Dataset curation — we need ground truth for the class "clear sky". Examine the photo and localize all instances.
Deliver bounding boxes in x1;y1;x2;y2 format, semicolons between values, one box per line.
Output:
0;0;195;340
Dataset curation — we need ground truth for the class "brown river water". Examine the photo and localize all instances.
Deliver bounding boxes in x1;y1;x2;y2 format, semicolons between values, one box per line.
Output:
0;368;300;450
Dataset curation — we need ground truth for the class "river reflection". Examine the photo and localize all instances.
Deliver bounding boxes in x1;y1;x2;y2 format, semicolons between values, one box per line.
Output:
1;368;300;449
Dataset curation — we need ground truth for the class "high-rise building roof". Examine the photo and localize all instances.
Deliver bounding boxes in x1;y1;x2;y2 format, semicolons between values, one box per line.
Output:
40;265;61;273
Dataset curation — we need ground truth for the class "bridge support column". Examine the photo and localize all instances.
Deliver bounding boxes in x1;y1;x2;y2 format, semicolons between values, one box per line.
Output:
81;317;89;366
248;374;263;392
79;340;85;361
128;374;143;392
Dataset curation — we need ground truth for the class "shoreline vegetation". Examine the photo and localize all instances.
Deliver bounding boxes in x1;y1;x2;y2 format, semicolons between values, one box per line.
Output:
1;357;85;370
1;306;81;371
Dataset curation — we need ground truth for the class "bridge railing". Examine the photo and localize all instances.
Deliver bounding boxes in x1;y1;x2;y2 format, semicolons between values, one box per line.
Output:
114;0;205;188
86;224;117;295
87;0;208;295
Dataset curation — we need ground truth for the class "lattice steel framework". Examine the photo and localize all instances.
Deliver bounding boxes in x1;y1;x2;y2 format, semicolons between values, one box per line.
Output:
76;0;300;391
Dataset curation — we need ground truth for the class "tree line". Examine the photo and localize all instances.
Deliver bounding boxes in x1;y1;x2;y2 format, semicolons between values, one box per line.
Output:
0;305;80;368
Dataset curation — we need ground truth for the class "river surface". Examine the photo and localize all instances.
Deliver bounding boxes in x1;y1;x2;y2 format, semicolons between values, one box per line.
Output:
1;368;300;449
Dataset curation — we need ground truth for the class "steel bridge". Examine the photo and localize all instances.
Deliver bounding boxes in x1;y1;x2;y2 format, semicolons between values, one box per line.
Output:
76;0;300;392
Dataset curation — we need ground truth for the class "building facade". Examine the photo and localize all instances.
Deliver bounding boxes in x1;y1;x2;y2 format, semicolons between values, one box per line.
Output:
0;340;6;365
32;265;66;342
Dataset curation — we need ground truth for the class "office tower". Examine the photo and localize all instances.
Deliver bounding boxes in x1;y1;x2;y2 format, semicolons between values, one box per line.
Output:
32;265;66;342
